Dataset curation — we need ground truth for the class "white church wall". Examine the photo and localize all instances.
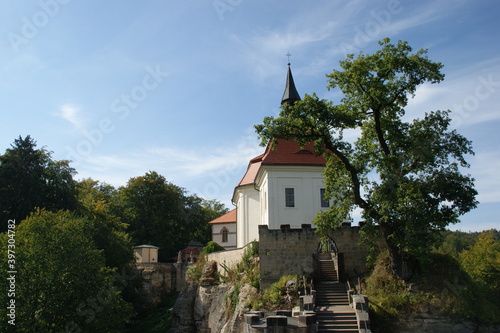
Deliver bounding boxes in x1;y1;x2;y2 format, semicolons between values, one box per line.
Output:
259;165;327;229
235;185;261;248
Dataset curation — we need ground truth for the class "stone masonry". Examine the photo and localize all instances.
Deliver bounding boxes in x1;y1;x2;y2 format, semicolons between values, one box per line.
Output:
259;223;381;289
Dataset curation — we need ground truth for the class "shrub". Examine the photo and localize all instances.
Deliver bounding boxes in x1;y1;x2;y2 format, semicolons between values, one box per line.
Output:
201;241;225;254
250;275;308;311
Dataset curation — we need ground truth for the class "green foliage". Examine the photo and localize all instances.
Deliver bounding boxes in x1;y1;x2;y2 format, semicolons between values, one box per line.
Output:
238;241;260;289
366;251;424;317
125;292;179;333
460;230;500;292
186;254;207;283
250;275;308;311
76;178;134;270
255;38;478;271
0;136;78;232
365;235;500;330
221;242;260;314
118;171;227;260
0;210;133;332
435;229;483;258
202;241;225;254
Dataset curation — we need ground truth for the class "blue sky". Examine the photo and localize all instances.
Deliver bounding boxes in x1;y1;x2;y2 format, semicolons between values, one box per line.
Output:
1;0;499;232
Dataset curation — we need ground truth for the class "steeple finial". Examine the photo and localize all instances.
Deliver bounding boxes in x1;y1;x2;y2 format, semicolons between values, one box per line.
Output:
281;58;301;106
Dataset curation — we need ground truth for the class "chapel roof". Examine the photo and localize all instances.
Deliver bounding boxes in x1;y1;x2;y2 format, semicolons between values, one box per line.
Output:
236;138;326;188
208;208;237;224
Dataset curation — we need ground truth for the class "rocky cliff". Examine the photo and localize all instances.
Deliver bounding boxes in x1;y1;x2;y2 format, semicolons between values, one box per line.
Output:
170;281;257;333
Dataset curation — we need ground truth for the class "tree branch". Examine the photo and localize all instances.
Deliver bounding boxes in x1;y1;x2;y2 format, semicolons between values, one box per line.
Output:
373;107;391;156
322;137;382;222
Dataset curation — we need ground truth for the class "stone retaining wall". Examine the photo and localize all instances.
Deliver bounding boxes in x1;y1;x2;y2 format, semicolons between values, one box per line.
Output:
206;242;255;275
259;223;382;289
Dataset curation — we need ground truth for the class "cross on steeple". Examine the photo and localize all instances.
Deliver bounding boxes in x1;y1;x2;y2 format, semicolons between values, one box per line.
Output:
286;52;291;65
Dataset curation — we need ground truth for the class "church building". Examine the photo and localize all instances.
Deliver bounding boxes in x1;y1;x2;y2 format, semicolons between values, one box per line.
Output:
209;64;331;249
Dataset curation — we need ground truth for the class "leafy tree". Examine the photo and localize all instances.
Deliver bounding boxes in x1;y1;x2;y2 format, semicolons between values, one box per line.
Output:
460;230;500;292
118;172;187;261
76;178;134;270
435;230;481;257
0;210;133;332
118;171;226;261
0;136;77;231
183;198;228;246
255;39;477;275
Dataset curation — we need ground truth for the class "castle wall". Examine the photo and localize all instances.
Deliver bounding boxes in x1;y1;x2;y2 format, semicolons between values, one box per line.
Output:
259;223;379;290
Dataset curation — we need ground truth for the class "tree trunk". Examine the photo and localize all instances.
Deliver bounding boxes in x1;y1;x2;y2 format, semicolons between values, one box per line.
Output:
379;223;412;280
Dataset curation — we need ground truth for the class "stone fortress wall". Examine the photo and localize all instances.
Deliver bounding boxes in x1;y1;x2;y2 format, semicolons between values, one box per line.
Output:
259;223;379;289
137;222;381;303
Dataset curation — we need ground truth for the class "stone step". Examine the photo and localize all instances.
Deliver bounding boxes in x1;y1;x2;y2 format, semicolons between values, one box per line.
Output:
316;317;357;324
318;327;359;333
316;299;350;305
316;296;348;302
319;325;358;330
316;294;348;298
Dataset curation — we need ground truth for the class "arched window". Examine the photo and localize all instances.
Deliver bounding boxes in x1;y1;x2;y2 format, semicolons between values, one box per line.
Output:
221;227;229;243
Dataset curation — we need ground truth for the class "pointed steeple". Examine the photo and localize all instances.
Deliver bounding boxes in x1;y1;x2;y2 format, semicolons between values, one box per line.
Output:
281;63;301;106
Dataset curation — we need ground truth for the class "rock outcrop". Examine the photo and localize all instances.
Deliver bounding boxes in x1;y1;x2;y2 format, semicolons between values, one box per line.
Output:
170;282;257;333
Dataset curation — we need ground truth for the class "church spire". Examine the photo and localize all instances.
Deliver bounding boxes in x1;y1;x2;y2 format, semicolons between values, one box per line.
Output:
281;60;301;106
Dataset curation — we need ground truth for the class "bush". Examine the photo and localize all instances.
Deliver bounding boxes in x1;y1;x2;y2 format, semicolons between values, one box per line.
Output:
365;248;500;329
250;274;309;311
201;241;225;254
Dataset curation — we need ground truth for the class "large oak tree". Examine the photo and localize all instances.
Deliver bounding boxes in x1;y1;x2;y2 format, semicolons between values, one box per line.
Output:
256;39;477;276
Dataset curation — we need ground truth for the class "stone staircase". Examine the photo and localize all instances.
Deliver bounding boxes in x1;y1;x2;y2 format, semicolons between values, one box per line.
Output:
316;254;359;333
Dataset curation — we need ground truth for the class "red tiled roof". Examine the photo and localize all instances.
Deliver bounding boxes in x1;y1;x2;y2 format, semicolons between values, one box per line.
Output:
235;139;326;188
237;156;262;187
260;138;326;166
208;209;236;224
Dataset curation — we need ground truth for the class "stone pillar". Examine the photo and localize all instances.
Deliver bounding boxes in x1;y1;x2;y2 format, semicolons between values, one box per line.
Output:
299;313;317;333
353;294;371;333
266;316;288;333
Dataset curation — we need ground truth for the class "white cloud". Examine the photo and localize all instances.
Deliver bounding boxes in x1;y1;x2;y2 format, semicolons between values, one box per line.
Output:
405;57;500;127
74;132;263;195
58;103;87;129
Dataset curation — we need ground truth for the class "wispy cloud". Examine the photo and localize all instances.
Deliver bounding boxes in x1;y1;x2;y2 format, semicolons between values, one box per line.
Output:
406;57;500;127
58;103;87;129
74;131;263;191
227;1;464;81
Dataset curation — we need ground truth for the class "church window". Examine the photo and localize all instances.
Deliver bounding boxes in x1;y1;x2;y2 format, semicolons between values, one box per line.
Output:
285;188;295;207
320;188;330;208
222;228;228;243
